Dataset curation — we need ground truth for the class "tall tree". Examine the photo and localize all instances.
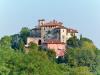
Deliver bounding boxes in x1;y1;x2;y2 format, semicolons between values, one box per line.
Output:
67;36;80;48
20;27;30;44
11;34;20;50
18;38;25;52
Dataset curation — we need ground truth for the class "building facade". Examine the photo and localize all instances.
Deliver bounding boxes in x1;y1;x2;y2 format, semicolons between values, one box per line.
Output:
38;19;78;43
26;19;78;57
43;39;65;57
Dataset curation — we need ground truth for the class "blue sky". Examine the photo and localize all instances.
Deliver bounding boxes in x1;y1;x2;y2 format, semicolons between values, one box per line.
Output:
0;0;100;48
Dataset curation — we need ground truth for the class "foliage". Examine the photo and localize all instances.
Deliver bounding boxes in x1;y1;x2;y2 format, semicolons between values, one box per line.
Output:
47;49;56;62
11;27;30;50
11;34;25;51
67;36;80;48
0;36;12;48
70;66;93;75
29;42;38;49
0;41;69;75
20;27;30;44
18;38;25;51
66;35;98;74
95;50;100;75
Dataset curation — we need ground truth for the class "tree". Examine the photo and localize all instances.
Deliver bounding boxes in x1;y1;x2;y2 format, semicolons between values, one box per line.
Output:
0;65;10;75
20;27;30;44
0;36;12;48
11;34;20;50
29;42;38;50
66;37;97;72
18;38;25;52
11;34;25;51
95;49;100;75
70;67;93;75
67;36;80;48
81;37;93;44
66;48;78;67
47;49;56;62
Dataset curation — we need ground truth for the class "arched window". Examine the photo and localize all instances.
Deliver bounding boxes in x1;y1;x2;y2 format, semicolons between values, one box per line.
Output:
38;40;41;45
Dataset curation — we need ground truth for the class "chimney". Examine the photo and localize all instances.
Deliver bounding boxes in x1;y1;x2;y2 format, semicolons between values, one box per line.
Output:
38;19;45;26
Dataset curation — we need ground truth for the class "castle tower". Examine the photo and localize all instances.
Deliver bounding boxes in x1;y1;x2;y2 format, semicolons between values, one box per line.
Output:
38;19;45;27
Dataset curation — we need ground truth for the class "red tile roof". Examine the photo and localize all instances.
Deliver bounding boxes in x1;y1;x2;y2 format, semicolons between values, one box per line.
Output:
38;19;78;33
56;26;67;29
43;39;65;44
66;28;78;33
55;26;78;33
40;20;63;27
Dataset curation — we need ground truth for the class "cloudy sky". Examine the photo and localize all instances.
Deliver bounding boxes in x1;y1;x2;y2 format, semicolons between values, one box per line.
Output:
0;0;100;48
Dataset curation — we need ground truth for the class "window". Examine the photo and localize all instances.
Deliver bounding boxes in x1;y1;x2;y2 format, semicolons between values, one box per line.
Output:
38;40;41;45
63;29;64;32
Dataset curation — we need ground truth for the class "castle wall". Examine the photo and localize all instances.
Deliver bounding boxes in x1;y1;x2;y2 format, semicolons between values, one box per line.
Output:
60;29;67;43
27;37;43;45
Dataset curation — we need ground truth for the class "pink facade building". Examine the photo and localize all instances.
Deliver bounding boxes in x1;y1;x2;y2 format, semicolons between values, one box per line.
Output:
43;39;66;57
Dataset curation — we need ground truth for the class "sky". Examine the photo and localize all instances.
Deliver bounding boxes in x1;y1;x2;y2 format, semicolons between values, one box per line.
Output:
0;0;100;48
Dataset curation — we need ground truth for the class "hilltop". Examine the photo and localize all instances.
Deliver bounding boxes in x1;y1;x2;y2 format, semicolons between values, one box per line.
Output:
0;23;100;75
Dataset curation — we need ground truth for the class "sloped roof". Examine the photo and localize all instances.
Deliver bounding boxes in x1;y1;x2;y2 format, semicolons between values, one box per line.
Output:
55;26;78;33
66;28;78;33
40;20;63;27
43;39;65;44
55;26;67;29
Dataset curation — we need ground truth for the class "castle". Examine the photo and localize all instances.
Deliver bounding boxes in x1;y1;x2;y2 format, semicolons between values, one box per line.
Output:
26;19;78;57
